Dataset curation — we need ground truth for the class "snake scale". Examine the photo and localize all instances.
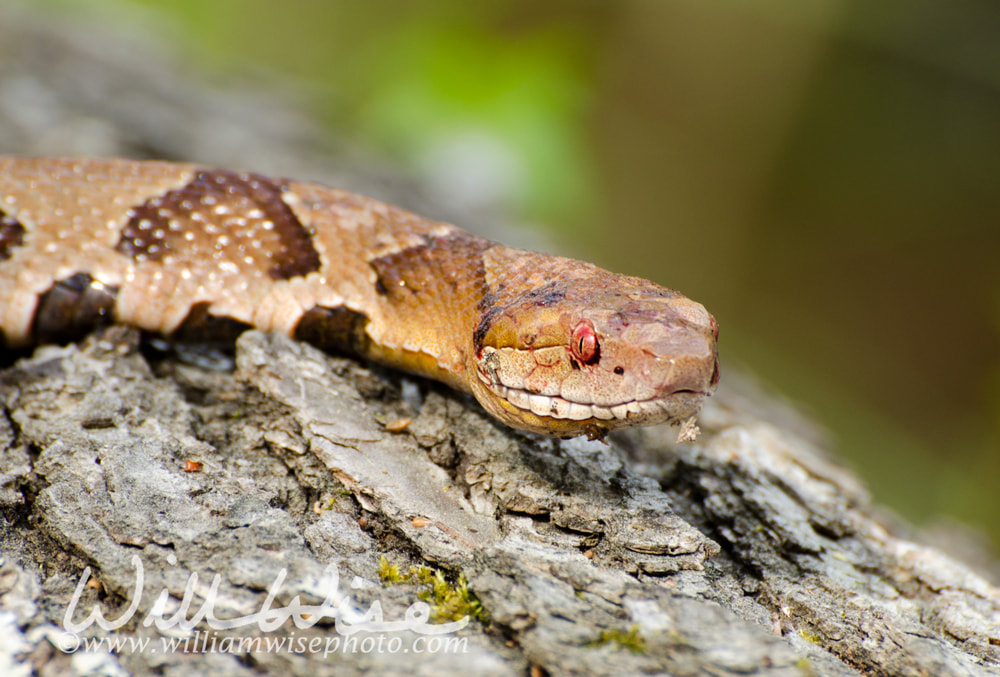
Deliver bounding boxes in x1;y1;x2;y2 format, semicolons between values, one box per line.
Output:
0;156;719;440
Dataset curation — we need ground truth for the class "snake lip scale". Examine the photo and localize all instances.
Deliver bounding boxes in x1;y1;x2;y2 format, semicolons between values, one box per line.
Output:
482;380;710;423
0;156;720;441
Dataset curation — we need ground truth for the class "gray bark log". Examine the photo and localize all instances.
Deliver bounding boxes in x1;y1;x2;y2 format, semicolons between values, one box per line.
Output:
1;4;997;676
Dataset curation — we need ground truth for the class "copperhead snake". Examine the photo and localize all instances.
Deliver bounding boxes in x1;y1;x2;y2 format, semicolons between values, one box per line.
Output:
0;156;719;440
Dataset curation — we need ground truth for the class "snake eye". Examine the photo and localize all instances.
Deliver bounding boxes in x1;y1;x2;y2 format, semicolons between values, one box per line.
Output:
710;314;719;342
570;320;599;364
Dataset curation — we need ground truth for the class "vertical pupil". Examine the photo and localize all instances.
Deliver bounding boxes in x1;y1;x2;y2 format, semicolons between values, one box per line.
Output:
572;321;599;363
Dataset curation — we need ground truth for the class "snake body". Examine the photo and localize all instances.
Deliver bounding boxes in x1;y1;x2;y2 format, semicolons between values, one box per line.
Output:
0;156;719;439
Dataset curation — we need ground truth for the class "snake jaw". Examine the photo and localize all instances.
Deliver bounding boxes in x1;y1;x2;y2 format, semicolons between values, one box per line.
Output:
470;369;711;438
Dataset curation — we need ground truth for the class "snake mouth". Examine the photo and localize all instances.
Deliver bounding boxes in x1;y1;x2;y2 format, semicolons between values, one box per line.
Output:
485;381;707;423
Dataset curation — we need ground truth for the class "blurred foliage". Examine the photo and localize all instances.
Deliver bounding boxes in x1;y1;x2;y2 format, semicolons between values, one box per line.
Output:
34;0;1000;550
111;0;599;225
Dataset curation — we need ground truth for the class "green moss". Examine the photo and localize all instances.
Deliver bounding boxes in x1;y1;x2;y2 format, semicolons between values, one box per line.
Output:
377;555;407;584
799;630;823;645
378;556;487;625
588;625;647;654
417;569;486;624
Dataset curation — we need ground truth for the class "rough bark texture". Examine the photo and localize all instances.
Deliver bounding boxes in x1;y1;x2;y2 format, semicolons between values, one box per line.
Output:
1;4;998;676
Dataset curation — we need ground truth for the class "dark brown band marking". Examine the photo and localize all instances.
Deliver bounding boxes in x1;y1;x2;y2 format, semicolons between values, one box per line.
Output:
0;212;26;261
31;273;119;345
293;305;371;357
370;232;490;304
170;302;253;346
117;170;321;280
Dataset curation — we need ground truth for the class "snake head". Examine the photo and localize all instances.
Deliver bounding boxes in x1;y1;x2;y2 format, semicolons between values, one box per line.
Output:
470;273;719;440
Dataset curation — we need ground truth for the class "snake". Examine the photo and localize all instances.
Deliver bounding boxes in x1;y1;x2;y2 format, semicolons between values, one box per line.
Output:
0;156;719;440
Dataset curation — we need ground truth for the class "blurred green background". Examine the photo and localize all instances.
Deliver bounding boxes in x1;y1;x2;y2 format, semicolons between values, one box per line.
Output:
37;0;1000;547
